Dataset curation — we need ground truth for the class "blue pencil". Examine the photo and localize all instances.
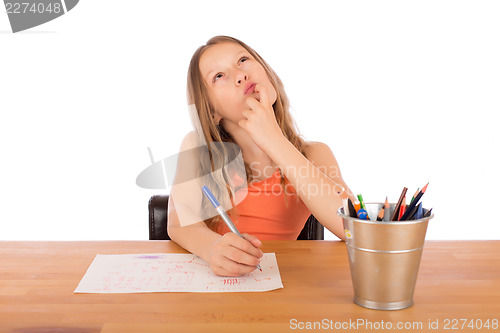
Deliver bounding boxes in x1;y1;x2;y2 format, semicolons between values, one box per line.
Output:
201;185;262;271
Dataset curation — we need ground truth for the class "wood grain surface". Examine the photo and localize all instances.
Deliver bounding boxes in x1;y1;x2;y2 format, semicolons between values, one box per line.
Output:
1;240;499;332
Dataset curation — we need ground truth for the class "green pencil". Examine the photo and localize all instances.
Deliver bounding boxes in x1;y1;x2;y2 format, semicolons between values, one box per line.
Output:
410;188;419;204
357;194;369;220
357;194;366;209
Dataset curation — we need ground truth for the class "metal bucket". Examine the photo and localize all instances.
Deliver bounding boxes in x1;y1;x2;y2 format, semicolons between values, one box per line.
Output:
338;203;434;310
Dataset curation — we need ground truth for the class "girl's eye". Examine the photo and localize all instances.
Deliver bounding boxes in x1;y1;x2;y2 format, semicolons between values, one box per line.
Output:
213;56;250;83
213;73;223;82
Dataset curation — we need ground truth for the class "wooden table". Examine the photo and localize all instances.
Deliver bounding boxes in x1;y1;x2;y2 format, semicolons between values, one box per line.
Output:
1;241;499;332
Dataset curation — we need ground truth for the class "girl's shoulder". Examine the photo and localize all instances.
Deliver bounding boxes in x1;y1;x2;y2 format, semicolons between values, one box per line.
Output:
302;141;342;177
179;131;201;150
302;140;333;158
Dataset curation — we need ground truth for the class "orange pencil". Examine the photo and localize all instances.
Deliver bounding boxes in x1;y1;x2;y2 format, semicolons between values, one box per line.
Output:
354;200;361;214
376;197;389;221
383;196;390;221
376;204;385;221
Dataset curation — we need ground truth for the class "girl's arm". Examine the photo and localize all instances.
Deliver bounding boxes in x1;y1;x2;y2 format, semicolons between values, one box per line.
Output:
239;85;355;240
167;196;263;276
264;138;354;240
287;140;355;241
167;132;263;276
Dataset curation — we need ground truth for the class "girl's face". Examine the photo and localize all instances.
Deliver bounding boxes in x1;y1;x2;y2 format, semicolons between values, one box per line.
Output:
199;42;277;125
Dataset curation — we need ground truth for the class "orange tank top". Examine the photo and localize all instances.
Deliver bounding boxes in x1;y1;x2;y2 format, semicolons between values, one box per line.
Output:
217;168;311;240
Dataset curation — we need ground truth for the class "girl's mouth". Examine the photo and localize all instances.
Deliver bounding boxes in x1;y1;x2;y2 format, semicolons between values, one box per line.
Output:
245;83;256;94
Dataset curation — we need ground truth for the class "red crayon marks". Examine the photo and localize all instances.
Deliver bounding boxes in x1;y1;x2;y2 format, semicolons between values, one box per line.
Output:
223;278;240;285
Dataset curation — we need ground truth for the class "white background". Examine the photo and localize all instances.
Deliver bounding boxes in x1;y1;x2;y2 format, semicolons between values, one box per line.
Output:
1;0;499;240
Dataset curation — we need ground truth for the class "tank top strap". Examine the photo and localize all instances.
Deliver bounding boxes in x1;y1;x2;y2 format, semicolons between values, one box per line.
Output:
248;167;282;187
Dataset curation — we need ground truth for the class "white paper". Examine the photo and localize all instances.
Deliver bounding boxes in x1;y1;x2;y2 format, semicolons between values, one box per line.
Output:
74;253;283;293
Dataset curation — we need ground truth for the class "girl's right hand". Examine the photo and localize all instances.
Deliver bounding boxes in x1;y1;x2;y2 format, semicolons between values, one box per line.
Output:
208;233;263;277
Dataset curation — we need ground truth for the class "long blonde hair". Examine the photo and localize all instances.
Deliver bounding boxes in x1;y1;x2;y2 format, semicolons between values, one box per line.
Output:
186;35;307;231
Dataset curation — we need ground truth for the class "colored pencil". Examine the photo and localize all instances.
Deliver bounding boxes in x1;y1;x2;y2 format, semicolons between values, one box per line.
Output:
424;208;433;218
398;196;406;221
357;194;366;210
383;196;390;221
357;194;370;220
406;187;421;219
415;202;424;219
354;200;361;214
406;202;420;220
376;203;385;221
342;198;349;216
347;198;358;218
341;190;349;216
410;188;419;204
390;187;408;221
400;183;429;221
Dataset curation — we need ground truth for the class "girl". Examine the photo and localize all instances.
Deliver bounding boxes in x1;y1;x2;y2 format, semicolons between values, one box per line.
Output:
168;36;355;277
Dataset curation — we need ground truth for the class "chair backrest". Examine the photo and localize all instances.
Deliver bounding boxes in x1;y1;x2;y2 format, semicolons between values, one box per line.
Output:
148;195;324;240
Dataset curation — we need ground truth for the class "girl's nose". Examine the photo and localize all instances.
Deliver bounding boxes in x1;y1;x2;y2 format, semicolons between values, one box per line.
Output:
236;72;248;85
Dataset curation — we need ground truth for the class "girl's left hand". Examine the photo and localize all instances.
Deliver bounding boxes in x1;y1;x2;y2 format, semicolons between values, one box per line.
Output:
238;84;284;150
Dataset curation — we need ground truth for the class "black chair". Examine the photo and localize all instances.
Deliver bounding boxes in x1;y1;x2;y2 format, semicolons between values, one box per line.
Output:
148;195;324;240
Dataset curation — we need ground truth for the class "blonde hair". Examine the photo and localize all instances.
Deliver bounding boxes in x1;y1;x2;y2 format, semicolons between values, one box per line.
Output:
186;35;307;232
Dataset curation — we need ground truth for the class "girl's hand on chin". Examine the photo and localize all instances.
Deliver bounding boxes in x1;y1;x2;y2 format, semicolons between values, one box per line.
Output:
238;84;284;150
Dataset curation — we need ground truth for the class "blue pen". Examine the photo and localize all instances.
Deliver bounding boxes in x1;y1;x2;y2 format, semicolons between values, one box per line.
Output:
201;185;262;271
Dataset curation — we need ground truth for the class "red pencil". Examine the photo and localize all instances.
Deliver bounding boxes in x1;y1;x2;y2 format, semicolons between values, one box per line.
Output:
398;196;406;221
